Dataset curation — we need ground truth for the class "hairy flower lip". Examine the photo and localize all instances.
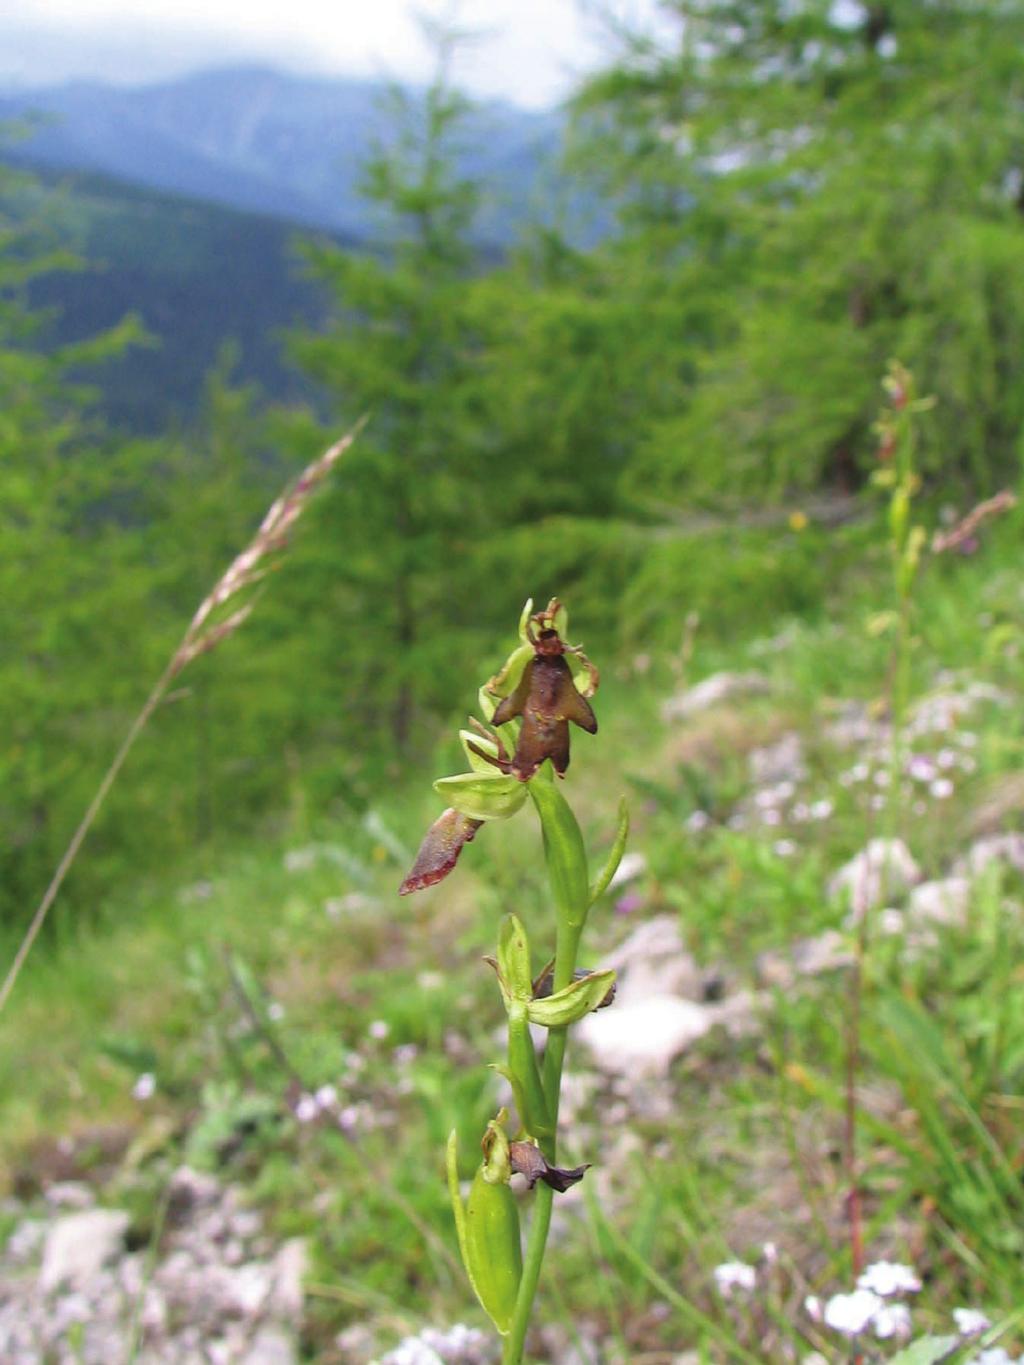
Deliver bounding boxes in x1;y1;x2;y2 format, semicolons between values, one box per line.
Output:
508;1140;589;1192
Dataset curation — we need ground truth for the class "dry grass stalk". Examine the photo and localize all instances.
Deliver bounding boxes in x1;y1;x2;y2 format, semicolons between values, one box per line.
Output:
931;489;1017;555
0;425;362;1015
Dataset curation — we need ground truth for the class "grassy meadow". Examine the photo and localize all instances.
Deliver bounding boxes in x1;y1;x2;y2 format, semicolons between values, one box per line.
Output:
5;499;1024;1361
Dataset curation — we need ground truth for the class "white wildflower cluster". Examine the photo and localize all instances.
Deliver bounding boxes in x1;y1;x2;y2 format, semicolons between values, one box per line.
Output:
293;1083;361;1131
713;1261;757;1297
806;1261;920;1342
380;1322;495;1364
132;1072;156;1101
807;1263;1004;1362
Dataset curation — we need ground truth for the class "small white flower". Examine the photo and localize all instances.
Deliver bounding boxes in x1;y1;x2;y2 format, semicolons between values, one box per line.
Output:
267;1002;285;1022
713;1261;756;1296
954;1308;991;1335
937;747;958;769
874;769;892;788
823;1289;884;1335
873;1302;912;1340
687;809;711;832
132;1072;156;1101
971;1350;1017;1365
762;1241;778;1263
315;1084;338;1111
857;1261;922;1297
763;808;782;826
804;1295;823;1322
393;1043;419;1066
294;1093;319;1123
810;799;834;820
774;839;797;857
369;1019;390;1040
852;762;870;781
338;1104;360;1132
907;754;937;782
930;777;955;799
792;802;810;822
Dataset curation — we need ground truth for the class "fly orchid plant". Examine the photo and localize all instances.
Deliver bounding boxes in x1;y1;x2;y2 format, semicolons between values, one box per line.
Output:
399;598;628;1364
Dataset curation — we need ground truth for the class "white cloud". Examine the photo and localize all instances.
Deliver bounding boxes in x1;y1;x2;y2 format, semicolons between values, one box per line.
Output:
3;0;672;108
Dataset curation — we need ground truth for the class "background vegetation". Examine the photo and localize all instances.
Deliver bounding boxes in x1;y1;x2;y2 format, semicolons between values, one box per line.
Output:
3;2;1024;1359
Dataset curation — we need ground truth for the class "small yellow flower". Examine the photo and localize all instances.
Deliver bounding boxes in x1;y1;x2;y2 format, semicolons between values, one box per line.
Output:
788;510;808;532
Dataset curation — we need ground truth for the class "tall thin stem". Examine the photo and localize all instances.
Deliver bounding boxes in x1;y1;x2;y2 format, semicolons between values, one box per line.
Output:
502;787;588;1365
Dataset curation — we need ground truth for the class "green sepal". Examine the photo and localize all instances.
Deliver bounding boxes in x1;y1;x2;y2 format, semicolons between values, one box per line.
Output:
478;685;497;723
433;771;528;822
529;773;590;928
588;798;630;906
526;969;617;1027
497;914;533;1002
488;642;534;700
516;597;535;642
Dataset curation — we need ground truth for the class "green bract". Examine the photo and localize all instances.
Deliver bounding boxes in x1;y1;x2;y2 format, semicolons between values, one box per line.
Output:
525;969;617;1028
588;798;630;907
433;771;528;822
497;914;533;1002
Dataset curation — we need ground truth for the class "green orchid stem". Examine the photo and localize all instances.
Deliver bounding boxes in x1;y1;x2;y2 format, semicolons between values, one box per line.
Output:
502;780;588;1365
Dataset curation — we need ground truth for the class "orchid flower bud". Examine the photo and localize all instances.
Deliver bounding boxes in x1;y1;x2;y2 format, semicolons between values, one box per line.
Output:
447;1113;523;1335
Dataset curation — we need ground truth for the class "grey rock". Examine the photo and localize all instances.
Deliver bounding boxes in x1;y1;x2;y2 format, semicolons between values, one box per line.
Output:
242;1324;299;1365
268;1237;307;1317
5;1217;47;1263
600;914;702;1004
577;995;714;1076
336;1322;379;1362
661;670;770;722
39;1208;130;1293
44;1181;96;1211
758;931;853;989
955;833;1024;880
906;877;972;931
828;839;921;917
168;1163;221;1213
910;682;1009;735
749;732;805;786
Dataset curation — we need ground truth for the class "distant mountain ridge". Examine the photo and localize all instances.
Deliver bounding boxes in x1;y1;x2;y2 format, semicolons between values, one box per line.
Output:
0;65;562;241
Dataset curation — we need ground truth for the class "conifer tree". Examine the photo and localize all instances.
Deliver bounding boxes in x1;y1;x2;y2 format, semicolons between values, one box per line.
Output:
574;0;1024;498
290;38;490;752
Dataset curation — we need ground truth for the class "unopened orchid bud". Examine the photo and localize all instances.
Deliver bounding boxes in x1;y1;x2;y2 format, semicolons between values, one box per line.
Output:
447;1116;523;1335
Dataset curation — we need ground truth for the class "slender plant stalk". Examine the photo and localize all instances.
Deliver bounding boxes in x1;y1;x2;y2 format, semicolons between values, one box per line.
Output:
0;427;360;1016
502;796;587;1365
0;663;175;1014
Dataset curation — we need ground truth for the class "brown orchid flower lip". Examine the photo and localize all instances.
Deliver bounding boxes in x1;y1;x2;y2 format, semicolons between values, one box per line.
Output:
509;1140;589;1193
488;602;599;783
398;808;483;896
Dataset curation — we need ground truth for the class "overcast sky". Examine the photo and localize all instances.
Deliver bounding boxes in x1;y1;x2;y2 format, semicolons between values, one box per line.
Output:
2;1;669;108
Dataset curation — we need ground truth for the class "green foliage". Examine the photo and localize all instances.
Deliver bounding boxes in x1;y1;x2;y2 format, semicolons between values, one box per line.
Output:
572;0;1024;498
